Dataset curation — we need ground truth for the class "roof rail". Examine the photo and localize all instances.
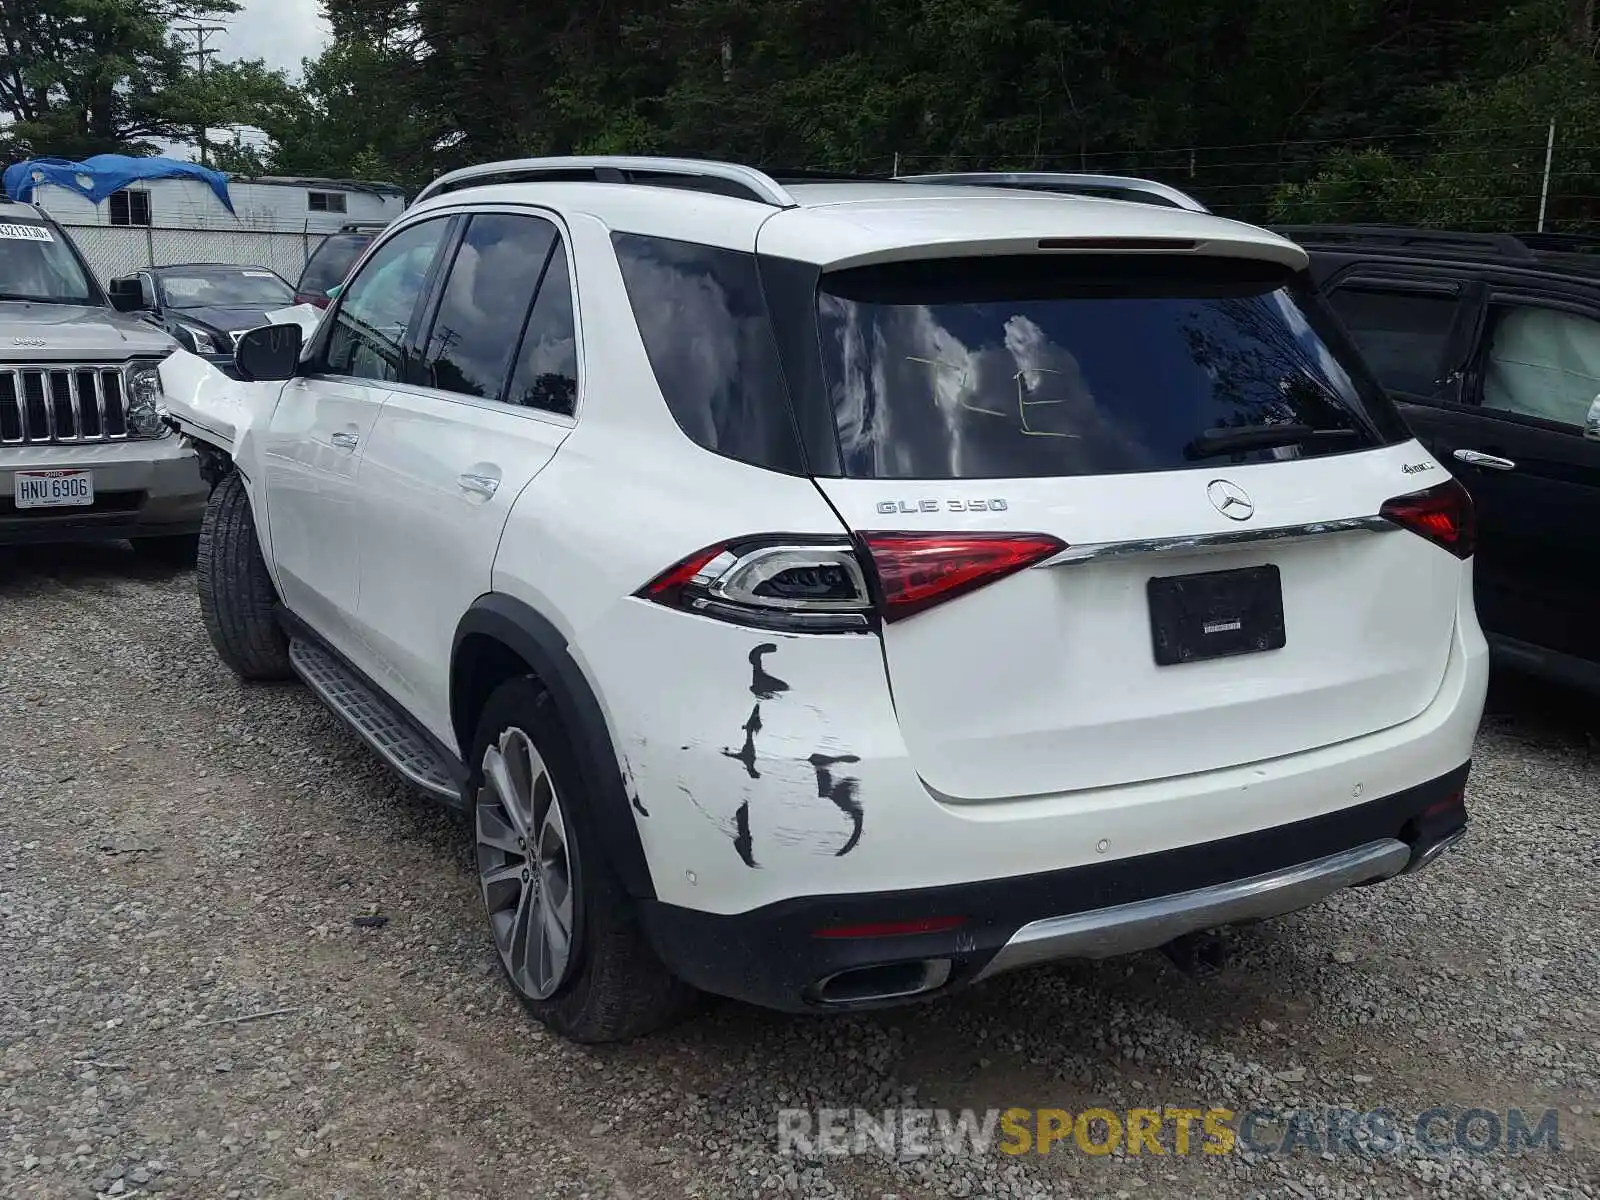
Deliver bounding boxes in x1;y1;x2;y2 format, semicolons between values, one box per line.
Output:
1270;224;1538;261
1513;230;1600;254
895;171;1210;213
414;156;799;208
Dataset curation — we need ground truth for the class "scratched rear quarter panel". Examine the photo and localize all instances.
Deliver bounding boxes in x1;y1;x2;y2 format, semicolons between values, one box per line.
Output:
573;599;910;913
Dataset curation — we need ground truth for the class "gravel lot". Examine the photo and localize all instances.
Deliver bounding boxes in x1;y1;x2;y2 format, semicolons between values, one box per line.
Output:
1;543;1596;1200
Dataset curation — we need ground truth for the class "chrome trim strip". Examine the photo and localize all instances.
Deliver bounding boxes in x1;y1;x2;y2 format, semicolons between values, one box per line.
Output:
40;370;56;441
1039;516;1396;568
974;839;1411;980
65;369;82;441
7;368;24;442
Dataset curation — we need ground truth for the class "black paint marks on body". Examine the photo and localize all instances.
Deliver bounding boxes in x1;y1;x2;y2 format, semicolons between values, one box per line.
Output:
748;643;790;700
721;704;763;779
809;753;864;856
733;801;757;868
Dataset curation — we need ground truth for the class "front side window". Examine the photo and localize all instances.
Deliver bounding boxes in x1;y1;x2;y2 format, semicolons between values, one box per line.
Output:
324;218;449;383
419;213;557;400
612;232;802;472
1480;304;1600;427
818;255;1409;480
0;221;97;305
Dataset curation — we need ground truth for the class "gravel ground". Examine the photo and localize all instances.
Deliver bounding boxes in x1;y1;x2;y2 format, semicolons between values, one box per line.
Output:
1;542;1596;1200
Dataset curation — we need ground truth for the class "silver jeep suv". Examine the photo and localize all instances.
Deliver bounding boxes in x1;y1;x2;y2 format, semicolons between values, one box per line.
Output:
0;198;204;558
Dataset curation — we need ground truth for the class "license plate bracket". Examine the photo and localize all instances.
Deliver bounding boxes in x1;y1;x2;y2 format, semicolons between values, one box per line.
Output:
1147;565;1285;666
13;469;95;509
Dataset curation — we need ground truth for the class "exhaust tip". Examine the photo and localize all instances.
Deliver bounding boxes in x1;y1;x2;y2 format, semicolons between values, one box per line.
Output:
812;959;953;1006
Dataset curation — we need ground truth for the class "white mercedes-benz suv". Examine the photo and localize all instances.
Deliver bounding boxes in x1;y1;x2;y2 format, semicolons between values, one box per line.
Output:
160;157;1488;1042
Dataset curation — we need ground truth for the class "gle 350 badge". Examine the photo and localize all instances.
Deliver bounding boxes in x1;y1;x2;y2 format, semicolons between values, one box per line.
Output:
876;498;1010;515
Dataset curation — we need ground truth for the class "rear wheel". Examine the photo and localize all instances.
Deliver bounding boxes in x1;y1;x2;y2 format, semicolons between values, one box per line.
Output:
470;676;695;1042
197;471;292;681
132;532;200;566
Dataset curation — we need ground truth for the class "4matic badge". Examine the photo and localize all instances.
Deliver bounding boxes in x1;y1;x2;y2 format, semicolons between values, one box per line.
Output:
876;498;1010;514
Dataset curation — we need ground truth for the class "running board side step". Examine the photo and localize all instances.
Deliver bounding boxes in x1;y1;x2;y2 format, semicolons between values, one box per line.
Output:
288;638;465;808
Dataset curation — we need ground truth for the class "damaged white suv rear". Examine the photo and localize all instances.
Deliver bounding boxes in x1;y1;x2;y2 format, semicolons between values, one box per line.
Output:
160;158;1488;1043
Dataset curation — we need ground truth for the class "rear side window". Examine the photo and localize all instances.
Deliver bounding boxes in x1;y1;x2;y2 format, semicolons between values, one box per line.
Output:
419;213;558;400
300;234;372;295
612;232;803;473
817;255;1409;480
1325;286;1460;399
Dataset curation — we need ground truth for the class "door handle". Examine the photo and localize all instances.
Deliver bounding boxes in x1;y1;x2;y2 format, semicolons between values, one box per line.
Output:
330;430;360;451
458;472;500;498
1453;448;1515;472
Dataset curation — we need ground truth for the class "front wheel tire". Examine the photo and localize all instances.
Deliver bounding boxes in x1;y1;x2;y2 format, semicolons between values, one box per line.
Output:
470;677;696;1042
196;472;292;682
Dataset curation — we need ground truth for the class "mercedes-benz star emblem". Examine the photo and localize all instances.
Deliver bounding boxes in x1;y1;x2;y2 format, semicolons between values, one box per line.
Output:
1207;479;1255;521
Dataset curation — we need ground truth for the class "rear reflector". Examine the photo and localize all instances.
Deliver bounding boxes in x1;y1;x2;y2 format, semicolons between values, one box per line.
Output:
861;532;1066;622
813;916;968;939
1379;479;1475;559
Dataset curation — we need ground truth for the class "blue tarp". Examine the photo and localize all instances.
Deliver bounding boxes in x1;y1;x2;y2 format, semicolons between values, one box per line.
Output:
2;155;234;214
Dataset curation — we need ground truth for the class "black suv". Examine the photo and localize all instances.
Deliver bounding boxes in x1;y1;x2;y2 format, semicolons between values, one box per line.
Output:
1278;225;1600;692
293;223;388;308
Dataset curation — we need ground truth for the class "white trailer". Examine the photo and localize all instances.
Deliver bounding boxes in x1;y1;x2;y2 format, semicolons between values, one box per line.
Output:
24;174;406;284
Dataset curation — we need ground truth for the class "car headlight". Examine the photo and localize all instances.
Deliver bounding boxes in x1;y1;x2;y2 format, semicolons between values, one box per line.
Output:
173;322;223;355
126;364;169;439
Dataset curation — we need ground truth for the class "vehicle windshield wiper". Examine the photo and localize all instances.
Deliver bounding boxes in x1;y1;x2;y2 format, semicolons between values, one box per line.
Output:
1185;423;1365;459
0;291;89;304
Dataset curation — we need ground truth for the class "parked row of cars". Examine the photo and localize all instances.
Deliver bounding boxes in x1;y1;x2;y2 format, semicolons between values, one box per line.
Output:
3;159;1595;1045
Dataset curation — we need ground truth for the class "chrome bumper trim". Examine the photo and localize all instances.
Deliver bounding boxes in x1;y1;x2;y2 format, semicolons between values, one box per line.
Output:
1038;516;1396;568
975;838;1412;980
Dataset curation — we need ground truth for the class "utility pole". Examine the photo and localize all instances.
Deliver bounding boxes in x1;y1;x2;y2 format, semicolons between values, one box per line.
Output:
176;23;226;166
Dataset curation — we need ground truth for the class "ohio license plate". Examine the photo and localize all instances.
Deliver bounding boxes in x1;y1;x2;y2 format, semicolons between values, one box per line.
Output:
13;469;95;509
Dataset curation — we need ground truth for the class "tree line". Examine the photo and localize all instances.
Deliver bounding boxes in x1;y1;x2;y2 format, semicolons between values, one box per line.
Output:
4;0;1598;229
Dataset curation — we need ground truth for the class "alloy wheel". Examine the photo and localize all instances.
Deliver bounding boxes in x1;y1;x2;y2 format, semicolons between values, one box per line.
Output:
476;727;575;1000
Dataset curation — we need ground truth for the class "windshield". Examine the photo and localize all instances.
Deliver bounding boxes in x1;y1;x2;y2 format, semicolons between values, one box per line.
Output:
0;221;98;304
159;268;293;309
816;255;1409;480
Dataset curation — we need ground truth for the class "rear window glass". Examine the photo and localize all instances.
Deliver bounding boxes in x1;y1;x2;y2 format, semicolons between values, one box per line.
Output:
612;232;804;473
817;256;1409;480
299;234;372;294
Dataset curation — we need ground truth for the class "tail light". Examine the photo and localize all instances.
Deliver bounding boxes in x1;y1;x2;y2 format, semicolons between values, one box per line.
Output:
638;532;1065;630
1380;479;1476;559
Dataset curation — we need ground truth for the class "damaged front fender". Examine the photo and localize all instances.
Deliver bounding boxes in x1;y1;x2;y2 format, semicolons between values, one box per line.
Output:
157;346;288;485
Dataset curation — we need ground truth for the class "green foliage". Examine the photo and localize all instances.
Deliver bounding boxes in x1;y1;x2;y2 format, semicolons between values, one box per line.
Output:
0;0;244;158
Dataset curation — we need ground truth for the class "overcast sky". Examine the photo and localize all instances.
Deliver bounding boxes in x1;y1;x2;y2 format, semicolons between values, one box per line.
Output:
214;0;331;78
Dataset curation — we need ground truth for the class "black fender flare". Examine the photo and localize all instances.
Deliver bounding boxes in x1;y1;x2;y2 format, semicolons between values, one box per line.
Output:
451;594;655;900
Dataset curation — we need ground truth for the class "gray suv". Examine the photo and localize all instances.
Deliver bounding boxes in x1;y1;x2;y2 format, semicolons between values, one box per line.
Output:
0;197;205;558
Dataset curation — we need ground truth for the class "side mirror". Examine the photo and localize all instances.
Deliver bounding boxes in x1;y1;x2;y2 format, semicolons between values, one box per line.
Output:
108;277;146;313
235;323;304;382
1587;394;1600;443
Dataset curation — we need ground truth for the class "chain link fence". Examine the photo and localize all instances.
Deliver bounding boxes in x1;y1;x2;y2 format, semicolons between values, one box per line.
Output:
62;224;330;286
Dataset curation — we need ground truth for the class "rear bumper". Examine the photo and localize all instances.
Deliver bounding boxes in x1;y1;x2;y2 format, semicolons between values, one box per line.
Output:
1;437;206;545
639;763;1471;1012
